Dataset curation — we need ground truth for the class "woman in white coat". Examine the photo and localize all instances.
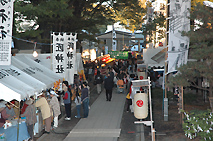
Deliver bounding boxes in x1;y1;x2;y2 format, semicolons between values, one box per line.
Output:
49;90;61;129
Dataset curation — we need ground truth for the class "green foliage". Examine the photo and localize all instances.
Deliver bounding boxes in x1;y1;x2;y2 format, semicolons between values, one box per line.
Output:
183;92;198;104
142;11;166;46
13;0;147;48
113;0;146;32
191;0;213;10
182;109;213;140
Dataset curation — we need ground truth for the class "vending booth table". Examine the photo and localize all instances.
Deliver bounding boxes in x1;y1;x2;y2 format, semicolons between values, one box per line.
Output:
0;121;30;141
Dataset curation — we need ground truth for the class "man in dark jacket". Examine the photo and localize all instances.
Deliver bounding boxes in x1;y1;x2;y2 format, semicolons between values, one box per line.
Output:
104;73;114;101
95;70;103;94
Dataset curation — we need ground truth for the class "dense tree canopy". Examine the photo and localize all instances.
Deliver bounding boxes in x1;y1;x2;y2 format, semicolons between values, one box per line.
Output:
112;0;146;32
13;0;147;52
168;2;213;96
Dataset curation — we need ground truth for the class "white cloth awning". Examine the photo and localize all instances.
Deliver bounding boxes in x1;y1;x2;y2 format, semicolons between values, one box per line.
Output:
0;65;46;93
12;56;62;88
16;54;52;70
14;55;62;81
0;83;21;101
0;76;35;101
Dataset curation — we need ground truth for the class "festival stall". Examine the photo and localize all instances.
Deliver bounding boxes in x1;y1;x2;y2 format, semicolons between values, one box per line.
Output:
0;55;63;141
0;82;33;140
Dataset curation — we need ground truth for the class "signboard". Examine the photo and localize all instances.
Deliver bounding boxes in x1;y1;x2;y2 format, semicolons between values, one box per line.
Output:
52;32;77;84
112;28;117;51
109;51;128;59
0;0;14;65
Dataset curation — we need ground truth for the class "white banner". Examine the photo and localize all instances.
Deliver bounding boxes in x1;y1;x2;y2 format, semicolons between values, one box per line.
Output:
0;0;14;65
52;32;77;84
112;30;117;51
167;0;191;73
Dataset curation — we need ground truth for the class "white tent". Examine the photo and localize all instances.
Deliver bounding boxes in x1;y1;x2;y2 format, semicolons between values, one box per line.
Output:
11;57;59;88
0;76;35;100
0;83;21;101
17;53;84;76
14;55;62;82
0;65;46;93
16;54;52;70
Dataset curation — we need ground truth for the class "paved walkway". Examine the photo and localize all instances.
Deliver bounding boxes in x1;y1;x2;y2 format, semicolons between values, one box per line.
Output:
64;90;126;141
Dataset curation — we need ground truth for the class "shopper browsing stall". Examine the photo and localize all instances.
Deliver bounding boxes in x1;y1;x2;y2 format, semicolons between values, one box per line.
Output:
0;101;10;128
34;93;51;134
49;90;61;128
21;99;37;141
62;81;72;120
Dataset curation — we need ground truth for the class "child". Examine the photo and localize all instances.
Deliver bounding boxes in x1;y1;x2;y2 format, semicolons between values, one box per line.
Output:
74;85;81;118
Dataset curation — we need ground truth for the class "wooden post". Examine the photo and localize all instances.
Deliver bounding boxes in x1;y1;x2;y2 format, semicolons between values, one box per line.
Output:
153;128;156;141
17;101;20;141
181;86;184;125
138;40;140;52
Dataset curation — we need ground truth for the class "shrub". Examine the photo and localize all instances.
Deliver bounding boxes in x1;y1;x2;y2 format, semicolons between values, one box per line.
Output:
182;109;213;140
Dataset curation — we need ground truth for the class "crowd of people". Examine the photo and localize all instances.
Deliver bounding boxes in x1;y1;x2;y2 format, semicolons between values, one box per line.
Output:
0;58;164;141
84;58;164;112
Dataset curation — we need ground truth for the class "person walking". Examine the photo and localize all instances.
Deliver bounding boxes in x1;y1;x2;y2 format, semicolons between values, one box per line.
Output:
62;81;72;121
104;73;114;101
126;83;133;112
49;90;61;129
21;99;37;141
81;82;89;118
108;67;114;80
95;70;103;94
34;93;51;134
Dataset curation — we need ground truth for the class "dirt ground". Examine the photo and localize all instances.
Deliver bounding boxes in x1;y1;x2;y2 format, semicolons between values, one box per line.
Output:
146;89;209;141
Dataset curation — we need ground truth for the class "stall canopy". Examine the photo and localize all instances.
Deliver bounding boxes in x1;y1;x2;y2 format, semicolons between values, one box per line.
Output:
0;83;21;101
11;57;60;88
14;55;62;81
0;65;46;93
0;72;35;101
99;54;115;63
16;54;52;70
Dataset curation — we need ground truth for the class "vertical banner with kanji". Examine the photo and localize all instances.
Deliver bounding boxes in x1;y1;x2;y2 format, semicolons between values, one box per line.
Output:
112;26;117;51
52;32;77;84
0;0;14;65
167;0;191;73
